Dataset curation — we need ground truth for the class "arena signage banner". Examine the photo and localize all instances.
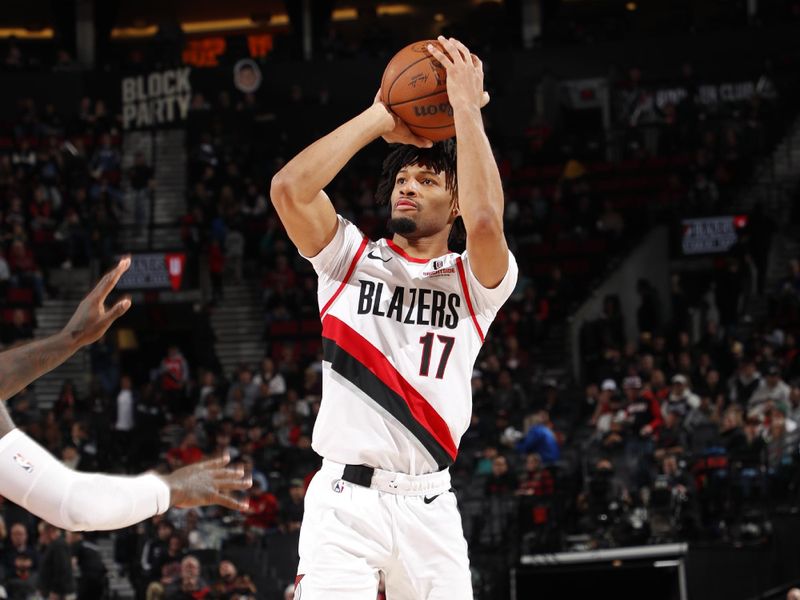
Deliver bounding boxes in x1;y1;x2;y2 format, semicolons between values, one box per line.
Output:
121;68;192;130
681;215;748;255
621;76;777;124
117;252;186;291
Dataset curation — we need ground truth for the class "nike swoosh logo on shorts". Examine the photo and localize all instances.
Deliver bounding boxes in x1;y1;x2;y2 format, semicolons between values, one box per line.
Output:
367;251;392;262
423;493;442;504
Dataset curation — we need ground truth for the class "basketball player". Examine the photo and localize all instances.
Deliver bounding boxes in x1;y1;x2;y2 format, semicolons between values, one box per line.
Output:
0;257;251;532
271;37;517;598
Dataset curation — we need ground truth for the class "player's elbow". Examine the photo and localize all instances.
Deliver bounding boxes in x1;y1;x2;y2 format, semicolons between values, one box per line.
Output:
269;173;295;209
465;212;503;238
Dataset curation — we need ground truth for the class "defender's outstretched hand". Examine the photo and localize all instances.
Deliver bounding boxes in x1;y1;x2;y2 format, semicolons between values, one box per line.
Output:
63;256;133;348
165;453;252;512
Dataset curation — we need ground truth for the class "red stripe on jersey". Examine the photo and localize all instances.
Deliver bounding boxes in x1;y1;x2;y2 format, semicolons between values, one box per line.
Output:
320;236;369;318
455;257;485;343
385;239;430;264
322;314;458;461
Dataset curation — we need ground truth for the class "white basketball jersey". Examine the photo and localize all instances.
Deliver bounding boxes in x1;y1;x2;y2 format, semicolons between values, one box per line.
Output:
303;216;518;475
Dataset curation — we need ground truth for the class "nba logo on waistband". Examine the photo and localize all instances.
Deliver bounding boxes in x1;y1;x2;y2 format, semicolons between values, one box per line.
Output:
13;453;33;473
332;479;345;493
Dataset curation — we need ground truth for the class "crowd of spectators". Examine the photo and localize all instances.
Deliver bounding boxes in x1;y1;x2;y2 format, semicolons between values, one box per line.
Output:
0;36;799;600
558;246;800;549
0;94;129;305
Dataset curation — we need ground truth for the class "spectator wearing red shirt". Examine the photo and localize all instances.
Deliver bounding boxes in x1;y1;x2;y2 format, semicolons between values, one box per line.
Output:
516;453;555;497
166;432;204;469
648;369;670;403
161;345;190;415
623;375;663;488
7;239;44;305
245;480;280;531
262;254;297;298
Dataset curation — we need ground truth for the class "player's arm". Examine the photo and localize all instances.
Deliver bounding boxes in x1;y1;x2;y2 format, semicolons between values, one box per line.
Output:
0;260;251;531
270;96;432;258
428;37;508;288
0;257;133;440
0;412;250;531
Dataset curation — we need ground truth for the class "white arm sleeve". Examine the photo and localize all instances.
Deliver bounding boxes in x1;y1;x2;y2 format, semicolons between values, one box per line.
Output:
0;428;170;531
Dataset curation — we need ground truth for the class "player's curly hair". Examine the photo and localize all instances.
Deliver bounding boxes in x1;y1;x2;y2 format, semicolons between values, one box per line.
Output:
375;140;465;248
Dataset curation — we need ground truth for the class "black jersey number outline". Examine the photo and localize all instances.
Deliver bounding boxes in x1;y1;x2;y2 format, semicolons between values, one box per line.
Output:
418;332;455;379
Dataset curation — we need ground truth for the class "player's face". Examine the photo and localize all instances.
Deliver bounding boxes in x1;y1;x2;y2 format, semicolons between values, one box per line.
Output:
390;163;456;237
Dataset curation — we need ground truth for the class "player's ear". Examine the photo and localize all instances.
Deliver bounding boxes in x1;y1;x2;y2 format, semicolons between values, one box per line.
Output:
450;196;460;217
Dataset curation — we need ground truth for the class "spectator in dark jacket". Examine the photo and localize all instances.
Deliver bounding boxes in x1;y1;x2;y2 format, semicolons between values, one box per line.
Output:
485;455;518;496
38;523;75;600
3;522;39;576
164;555;208;600
140;518;176;583
67;531;106;600
729;357;762;408
4;552;38;600
622;375;662;488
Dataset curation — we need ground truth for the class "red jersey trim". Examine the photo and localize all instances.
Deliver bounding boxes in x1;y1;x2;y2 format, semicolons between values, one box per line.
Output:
320;236;369;318
322;314;458;461
455;257;485;343
385;239;430;264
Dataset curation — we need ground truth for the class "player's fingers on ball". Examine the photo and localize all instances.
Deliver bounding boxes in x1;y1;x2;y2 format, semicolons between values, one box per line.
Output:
427;43;451;67
435;36;461;61
451;38;471;62
437;36;462;61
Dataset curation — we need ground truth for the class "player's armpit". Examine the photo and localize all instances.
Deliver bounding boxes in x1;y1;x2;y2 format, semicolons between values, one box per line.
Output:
269;185;339;258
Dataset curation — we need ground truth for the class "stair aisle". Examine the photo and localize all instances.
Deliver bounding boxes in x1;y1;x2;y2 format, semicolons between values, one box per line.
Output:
118;129;187;252
32;268;92;409
209;281;266;380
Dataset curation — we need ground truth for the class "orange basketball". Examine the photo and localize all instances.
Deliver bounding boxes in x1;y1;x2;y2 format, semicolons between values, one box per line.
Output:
380;40;454;142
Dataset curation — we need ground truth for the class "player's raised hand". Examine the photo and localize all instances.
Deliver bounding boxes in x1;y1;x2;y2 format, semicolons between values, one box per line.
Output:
165;453;252;511
63;256;132;348
372;89;434;148
427;37;490;113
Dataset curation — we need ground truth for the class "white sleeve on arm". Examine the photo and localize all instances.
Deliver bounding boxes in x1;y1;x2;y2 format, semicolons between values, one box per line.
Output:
462;249;519;318
0;428;170;532
300;215;366;282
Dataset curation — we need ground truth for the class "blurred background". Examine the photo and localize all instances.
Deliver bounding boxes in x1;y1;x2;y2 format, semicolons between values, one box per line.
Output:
0;0;799;598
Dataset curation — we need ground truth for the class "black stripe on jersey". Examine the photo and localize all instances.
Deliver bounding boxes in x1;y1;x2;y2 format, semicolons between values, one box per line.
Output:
321;338;453;470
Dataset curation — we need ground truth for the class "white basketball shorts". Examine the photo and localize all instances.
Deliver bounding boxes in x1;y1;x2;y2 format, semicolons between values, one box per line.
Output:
294;459;473;599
